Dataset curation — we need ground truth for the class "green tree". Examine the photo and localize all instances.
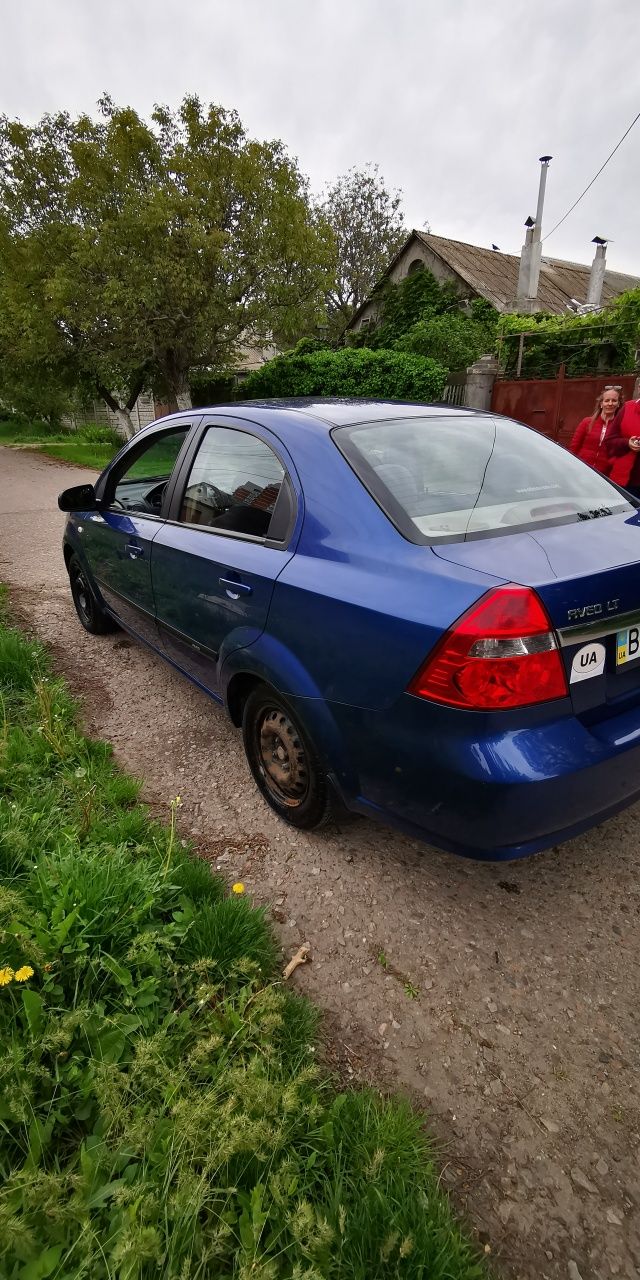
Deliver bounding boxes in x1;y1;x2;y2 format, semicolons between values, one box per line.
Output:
0;97;333;435
321;165;407;336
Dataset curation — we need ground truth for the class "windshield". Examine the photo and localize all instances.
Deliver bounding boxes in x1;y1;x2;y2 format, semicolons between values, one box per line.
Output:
334;414;634;543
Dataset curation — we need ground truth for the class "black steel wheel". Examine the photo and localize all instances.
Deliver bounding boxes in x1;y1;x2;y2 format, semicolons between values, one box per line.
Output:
241;685;335;829
68;554;117;635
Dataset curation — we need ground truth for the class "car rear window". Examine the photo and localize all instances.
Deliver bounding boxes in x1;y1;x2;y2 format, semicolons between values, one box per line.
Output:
334;414;634;543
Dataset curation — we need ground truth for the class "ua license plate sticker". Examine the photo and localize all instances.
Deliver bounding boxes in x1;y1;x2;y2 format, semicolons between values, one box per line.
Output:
570;641;606;683
616;626;640;667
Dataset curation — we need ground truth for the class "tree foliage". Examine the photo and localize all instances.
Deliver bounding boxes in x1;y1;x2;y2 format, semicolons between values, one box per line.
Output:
496;289;640;378
0;97;333;434
240;343;447;401
320;165;406;335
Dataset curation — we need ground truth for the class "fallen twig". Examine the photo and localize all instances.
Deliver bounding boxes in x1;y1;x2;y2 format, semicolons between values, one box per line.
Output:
283;944;311;980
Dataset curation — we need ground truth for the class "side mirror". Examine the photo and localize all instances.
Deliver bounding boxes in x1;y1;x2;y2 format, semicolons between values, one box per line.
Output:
58;483;99;513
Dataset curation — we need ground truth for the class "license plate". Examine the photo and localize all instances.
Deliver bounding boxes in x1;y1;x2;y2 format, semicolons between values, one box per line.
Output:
616;626;640;666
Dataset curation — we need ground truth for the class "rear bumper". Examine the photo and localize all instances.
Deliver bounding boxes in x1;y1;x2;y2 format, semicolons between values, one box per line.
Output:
323;694;640;860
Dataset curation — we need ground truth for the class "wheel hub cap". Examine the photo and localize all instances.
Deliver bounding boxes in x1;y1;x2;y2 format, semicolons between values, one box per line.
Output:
258;710;308;806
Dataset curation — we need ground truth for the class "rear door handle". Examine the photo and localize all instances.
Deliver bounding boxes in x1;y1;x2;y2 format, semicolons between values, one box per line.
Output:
219;577;252;599
125;542;144;559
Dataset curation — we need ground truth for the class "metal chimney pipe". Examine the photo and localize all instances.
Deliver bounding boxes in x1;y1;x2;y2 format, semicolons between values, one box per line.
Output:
586;237;608;308
533;156;552;244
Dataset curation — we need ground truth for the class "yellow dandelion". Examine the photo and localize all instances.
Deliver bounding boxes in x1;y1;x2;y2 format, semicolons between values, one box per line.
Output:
0;967;14;986
231;882;245;895
14;966;34;983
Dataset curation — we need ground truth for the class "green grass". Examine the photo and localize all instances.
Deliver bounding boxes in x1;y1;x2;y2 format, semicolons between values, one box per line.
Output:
33;441;118;470
0;596;488;1280
0;418;121;471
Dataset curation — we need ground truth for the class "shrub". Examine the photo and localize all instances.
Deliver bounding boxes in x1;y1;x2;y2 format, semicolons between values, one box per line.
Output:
242;346;447;402
77;423;123;447
395;310;496;371
190;370;238;406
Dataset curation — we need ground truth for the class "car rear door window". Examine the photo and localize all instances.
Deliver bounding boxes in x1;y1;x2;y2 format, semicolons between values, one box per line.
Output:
178;426;286;539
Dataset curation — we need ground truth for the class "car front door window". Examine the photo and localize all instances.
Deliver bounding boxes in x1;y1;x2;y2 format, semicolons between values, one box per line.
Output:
111;428;189;515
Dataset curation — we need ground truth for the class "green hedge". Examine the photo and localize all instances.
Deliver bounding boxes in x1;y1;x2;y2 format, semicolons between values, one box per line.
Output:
241;346;447;402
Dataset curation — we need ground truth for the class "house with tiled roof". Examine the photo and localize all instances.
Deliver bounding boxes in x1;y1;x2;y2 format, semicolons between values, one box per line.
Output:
346;230;639;335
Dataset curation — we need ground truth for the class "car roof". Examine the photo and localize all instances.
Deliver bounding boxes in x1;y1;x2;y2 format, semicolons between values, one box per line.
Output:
144;397;488;436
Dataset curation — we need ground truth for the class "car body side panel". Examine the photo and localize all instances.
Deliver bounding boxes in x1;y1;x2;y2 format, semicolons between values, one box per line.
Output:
150;528;296;690
258;429;505;710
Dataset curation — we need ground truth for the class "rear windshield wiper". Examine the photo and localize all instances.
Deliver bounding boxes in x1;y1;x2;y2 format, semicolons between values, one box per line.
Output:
576;507;613;520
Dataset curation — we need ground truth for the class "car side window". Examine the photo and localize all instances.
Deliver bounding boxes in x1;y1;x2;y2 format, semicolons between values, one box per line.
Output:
111;427;189;515
179;426;286;539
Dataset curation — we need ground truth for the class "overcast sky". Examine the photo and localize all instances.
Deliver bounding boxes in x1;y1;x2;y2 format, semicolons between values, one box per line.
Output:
2;0;639;276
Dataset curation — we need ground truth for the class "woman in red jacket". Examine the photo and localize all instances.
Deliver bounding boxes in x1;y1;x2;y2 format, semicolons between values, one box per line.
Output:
568;386;623;473
606;396;640;497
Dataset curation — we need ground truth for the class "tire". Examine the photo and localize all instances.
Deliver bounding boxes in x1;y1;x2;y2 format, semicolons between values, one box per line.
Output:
241;685;336;830
68;554;118;635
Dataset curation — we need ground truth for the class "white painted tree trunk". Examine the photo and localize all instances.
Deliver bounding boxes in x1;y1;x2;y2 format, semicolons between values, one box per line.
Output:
113;406;135;440
176;389;193;410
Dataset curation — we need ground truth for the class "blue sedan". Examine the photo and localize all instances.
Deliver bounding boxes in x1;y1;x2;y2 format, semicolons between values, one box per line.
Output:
59;398;640;860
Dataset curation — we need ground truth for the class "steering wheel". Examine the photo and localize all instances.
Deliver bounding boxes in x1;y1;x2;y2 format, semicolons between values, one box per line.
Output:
144;482;167;512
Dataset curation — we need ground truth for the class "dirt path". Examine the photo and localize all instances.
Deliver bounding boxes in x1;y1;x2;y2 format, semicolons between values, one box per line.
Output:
1;444;639;1280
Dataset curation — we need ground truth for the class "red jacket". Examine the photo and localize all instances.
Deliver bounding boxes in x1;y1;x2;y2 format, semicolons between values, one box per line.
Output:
607;401;640;488
568;414;615;474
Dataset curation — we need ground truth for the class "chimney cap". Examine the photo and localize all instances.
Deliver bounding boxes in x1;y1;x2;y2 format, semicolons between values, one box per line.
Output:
538;154;553;164
592;235;608;246
524;215;536;228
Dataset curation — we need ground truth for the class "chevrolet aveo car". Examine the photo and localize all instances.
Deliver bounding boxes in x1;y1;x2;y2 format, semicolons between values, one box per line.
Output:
59;398;640;860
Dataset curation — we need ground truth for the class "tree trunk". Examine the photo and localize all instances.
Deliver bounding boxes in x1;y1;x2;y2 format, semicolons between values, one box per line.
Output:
113;406;136;440
176;389;192;410
96;381;136;440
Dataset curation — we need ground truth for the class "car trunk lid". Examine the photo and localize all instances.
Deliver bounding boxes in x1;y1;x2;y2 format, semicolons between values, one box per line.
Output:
433;510;640;721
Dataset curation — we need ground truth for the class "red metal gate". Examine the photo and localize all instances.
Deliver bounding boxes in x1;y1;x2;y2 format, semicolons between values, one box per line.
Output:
491;368;637;447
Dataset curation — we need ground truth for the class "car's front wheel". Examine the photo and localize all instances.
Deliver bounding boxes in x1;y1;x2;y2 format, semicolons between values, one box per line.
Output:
68;554;118;635
241;685;336;830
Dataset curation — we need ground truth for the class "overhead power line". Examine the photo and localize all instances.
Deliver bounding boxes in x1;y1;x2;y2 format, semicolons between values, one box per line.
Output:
543;107;640;241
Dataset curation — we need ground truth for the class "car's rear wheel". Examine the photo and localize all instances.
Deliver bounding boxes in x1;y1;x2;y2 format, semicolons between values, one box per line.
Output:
68;554;118;635
242;685;335;830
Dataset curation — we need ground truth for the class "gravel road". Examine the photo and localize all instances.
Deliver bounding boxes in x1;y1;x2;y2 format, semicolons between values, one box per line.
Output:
1;444;639;1280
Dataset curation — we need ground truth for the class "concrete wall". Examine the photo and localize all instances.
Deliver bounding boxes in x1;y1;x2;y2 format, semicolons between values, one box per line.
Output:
63;390;159;436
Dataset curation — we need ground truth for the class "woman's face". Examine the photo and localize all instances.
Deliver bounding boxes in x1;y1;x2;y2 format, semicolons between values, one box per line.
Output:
601;390;620;417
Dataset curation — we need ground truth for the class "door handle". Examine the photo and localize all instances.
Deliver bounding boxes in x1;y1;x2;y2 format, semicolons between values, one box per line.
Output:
219;576;252;600
125;542;144;559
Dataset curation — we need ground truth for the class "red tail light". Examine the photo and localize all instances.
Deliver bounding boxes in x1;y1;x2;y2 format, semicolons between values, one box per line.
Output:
408;585;568;710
